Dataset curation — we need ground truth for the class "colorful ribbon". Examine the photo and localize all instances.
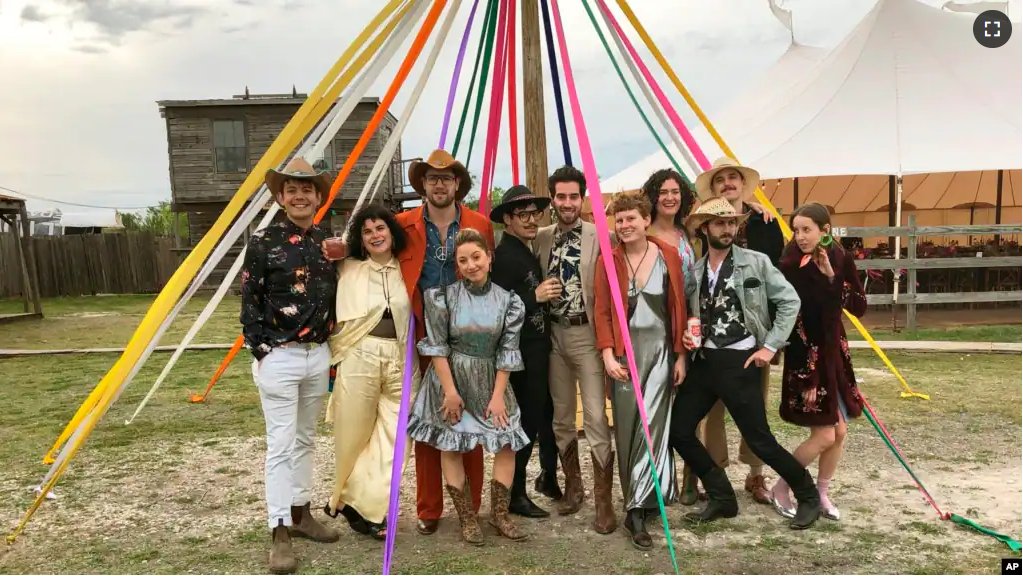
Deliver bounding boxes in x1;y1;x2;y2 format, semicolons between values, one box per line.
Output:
188;338;244;403
477;0;510;216
506;0;519;186
548;0;678;571
538;0;572;166
455;0;499;164
383;315;416;574
438;0;480;148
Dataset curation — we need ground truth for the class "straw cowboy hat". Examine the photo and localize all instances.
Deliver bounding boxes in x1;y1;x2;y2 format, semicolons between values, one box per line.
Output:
684;196;750;238
695;157;761;201
265;157;332;198
489;185;551;223
408;148;473;201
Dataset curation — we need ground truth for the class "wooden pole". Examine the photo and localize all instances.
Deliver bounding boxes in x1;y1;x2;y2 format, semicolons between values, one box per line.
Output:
18;202;42;314
792;177;799;214
995;169;1004;245
906;214;917;331
521;0;551;223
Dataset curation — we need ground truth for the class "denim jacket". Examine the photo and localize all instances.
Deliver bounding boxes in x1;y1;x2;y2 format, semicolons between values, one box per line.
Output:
686;245;800;352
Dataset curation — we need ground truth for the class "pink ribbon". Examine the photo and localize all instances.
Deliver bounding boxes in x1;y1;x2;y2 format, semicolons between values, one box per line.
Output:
478;0;510;216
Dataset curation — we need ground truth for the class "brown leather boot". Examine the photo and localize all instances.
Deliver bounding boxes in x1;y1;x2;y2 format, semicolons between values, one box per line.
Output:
591;450;618;534
269;521;297;574
446;483;484;546
557;440;585;515
289;503;340;543
488;480;528;541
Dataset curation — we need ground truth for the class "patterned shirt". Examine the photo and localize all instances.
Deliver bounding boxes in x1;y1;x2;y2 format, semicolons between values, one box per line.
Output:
418;204;461;294
240;218;337;361
699;248;755;350
547;221;585;319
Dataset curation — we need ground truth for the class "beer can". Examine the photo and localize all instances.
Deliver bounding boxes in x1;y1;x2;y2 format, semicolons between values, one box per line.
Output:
687;317;702;348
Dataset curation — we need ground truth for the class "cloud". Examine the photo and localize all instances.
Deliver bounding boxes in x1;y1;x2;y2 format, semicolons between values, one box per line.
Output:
72;44;108;54
61;0;208;43
20;5;51;22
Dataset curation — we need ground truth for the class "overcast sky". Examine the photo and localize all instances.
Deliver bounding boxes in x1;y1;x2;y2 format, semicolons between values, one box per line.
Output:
0;0;986;216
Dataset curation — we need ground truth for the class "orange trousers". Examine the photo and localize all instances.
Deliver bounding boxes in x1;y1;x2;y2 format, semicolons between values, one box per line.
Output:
414;441;485;520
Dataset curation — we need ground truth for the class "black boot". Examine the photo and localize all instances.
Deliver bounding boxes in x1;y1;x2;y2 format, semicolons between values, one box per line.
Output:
508;480;550;518
684;467;739;523
788;470;821;530
534;469;564;501
624;508;652;551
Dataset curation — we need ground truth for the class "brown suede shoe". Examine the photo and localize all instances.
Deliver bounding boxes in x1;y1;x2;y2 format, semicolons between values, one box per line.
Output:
269;523;298;575
488;480;528;541
745;474;772;505
289;503;340;543
591;451;618;534
557;440;585;515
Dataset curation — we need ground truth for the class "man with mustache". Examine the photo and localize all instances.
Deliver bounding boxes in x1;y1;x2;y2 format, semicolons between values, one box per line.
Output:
490;185;562;518
694;157;786;506
242;158;340;574
399;149;494;536
670;198;819;530
533;165;617;535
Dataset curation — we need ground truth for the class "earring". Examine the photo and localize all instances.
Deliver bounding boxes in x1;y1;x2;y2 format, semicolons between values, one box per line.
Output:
819;233;834;247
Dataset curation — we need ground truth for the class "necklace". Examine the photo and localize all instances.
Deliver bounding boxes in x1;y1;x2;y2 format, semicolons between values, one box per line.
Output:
380;268;393;319
625;241;651;293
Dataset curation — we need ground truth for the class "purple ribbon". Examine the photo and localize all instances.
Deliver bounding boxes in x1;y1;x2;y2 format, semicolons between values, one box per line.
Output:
438;0;481;148
382;314;415;575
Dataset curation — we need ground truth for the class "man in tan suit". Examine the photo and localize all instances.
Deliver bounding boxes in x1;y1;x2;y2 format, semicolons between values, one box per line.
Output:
533;165;616;535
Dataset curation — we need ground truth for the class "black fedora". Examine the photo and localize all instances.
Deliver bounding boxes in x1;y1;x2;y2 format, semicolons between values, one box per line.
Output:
489;185;551;223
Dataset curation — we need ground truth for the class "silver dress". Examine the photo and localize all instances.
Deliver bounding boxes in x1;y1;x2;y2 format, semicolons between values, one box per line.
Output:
407;279;530;453
610;254;679;510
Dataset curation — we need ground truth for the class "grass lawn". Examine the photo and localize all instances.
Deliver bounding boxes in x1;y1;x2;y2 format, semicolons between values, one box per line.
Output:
0;295;1020;574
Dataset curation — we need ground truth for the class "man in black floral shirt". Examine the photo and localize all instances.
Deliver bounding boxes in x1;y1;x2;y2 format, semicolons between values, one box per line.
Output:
241;157;339;574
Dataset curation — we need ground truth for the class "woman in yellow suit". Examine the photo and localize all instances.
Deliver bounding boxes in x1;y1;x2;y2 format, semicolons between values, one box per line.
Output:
323;203;417;540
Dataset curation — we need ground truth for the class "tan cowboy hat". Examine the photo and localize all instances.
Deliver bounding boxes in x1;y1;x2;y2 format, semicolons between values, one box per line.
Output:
695;157;761;201
683;196;750;238
408;148;473;201
265;157;332;198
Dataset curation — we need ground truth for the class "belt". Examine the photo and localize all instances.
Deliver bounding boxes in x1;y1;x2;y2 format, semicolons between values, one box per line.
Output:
279;341;322;350
551;314;588;327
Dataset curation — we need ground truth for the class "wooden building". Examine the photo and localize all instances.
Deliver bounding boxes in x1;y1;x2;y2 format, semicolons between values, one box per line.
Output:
157;90;406;287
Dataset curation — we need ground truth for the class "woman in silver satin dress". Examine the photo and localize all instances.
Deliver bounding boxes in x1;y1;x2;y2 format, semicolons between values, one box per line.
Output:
594;191;689;551
407;228;531;546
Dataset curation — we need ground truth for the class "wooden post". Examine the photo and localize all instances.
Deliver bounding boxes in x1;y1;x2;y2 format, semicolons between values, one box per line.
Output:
18;202;42;315
521;0;550;221
792;177;799;214
887;175;896;252
906;214;917;331
995;169;1003;245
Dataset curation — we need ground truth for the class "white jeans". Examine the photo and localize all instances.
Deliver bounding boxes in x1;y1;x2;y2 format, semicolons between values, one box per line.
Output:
252;343;330;529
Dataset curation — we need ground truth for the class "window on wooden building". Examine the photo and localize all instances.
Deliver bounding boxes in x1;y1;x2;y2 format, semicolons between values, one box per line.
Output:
312;141;334;171
213;120;247;173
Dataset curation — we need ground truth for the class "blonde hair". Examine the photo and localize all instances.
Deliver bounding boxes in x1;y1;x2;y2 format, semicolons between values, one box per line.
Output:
610;189;652;218
454;228;489;253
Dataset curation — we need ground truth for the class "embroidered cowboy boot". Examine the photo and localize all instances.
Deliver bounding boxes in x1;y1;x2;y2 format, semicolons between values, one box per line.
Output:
489;480;528;541
446;483;484;545
557;439;585;515
591;450;618;534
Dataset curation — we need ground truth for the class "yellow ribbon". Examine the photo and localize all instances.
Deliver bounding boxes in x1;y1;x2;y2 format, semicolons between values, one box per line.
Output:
613;0;928;401
41;0;415;467
10;0;413;544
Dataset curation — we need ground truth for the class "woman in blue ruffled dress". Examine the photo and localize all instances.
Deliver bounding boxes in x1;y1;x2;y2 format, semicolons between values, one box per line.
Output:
407;227;530;546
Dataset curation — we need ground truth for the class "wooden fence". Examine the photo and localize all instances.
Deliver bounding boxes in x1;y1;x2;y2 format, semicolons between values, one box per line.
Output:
841;218;1022;330
0;232;180;298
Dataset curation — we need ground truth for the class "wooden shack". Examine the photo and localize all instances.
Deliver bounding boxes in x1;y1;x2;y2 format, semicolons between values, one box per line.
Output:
158;90;404;288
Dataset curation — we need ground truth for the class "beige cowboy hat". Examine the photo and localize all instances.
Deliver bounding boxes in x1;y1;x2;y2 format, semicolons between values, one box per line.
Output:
683;196;750;238
408;148;473;201
265;157;332;198
695;157;761;201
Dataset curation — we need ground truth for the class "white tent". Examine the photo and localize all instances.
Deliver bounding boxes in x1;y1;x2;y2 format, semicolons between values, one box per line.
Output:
601;0;1022;189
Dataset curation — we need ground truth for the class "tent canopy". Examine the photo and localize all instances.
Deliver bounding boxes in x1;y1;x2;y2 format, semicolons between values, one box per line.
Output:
601;0;1022;195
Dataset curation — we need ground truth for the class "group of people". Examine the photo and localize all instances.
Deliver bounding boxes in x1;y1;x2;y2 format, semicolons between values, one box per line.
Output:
240;147;869;574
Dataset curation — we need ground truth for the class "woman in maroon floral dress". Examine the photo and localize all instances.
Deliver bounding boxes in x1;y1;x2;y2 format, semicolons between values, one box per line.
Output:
769;203;867;522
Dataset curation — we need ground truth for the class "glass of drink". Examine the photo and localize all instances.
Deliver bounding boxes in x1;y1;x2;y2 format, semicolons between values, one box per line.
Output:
323;236;346;261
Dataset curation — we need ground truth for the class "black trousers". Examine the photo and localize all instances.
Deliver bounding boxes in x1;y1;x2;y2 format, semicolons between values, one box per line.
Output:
669;348;816;499
510;338;558;496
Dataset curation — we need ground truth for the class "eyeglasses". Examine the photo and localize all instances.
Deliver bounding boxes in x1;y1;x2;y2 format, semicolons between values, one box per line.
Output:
511;210;542;222
425;174;456;185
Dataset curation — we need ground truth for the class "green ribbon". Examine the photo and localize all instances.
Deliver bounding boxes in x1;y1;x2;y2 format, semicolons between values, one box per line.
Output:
579;0;691;186
452;0;498;164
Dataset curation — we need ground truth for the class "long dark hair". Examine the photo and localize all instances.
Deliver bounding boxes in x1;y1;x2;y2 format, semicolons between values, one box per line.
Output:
642;169;697;233
344;203;407;260
782;202;843;263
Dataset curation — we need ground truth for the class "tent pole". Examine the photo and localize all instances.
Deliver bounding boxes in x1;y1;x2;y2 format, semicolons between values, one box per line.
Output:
995;169;1003;245
891;174;904;330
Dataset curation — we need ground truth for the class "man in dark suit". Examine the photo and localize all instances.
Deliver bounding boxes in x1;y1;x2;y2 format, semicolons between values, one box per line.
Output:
490;185;563;518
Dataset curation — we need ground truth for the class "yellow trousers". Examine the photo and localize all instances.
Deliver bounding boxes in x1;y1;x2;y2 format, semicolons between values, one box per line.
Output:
327;335;410;524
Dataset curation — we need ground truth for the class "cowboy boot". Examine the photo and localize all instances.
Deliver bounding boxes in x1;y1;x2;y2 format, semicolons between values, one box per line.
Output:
684;466;739;523
557;440;585;515
289;503;340;543
680;462;706;505
446;483;484;546
268;520;297;574
489;480;529;541
591;450;618;534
